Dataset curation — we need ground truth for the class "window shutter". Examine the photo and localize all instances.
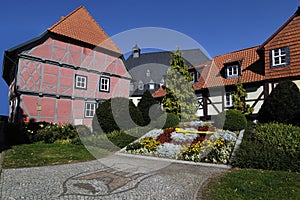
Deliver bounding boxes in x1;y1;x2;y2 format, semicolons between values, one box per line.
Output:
224;67;228;79
285;46;290;65
238;65;242;76
269;50;274;68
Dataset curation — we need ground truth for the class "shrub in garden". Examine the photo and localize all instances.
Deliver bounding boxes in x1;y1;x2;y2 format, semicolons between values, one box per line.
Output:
34;123;78;143
214;109;247;131
106;130;138;149
232;122;300;172
162;113;180;129
94;97;144;133
257;80;300;125
137;90;161;125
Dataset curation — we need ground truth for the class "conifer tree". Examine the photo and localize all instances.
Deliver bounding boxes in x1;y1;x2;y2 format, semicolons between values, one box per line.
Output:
232;79;253;116
162;50;198;121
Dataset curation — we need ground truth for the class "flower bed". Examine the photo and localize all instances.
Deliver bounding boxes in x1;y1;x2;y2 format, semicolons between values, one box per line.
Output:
122;121;238;164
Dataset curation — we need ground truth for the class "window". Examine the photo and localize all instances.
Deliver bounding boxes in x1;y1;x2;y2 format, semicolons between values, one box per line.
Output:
226;65;239;78
75;75;87;89
138;80;144;90
99;76;110;92
85;102;96;118
190;71;199;83
146;69;151;77
149;83;155;90
225;92;233;107
271;47;290;68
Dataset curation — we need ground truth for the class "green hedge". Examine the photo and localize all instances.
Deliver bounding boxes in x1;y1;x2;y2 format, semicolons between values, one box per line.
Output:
232;122;300;172
214;109;247;131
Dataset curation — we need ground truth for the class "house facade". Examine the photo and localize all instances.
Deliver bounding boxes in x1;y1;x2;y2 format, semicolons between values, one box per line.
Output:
152;7;300;120
192;6;300;120
2;6;130;127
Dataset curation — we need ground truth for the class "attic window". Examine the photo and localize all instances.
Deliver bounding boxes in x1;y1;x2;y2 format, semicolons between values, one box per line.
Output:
190;71;199;83
226;65;240;78
146;69;151;77
270;47;290;68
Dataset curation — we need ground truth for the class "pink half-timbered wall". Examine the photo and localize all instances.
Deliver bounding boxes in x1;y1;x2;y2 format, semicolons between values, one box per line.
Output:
13;37;130;127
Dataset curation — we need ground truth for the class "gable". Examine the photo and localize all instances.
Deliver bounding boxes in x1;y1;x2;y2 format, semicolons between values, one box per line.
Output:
259;7;300;80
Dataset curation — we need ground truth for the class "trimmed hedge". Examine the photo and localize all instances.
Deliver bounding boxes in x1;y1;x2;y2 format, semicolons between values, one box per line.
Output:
94;97;144;133
257;80;300;126
232;122;300;172
214;109;247;131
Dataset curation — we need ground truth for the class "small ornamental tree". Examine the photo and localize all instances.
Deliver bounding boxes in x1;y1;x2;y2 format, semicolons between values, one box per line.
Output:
232;79;254;116
138;90;161;125
257;80;300;125
162;49;198;121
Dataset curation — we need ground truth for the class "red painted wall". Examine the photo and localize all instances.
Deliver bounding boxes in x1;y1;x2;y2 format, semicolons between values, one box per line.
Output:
14;37;130;127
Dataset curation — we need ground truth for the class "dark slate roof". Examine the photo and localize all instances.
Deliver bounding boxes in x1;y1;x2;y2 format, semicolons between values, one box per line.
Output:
124;49;210;70
125;48;211;97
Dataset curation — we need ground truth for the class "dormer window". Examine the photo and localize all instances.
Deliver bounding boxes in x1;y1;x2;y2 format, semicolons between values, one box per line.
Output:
146;69;151;77
149;80;155;90
138;80;144;90
190;71;199;83
226;65;240;78
270;47;290;68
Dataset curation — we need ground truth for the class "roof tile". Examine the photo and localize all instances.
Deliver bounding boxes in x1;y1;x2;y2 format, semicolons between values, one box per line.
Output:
48;6;121;54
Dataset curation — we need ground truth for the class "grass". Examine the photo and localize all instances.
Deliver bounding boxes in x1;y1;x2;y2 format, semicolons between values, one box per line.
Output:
202;168;300;200
2;143;110;168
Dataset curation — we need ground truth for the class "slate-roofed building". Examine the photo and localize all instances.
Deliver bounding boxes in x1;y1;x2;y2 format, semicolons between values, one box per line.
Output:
124;45;211;105
2;6;130;127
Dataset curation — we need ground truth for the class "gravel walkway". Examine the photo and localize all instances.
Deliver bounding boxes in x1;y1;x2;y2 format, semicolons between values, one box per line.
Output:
0;154;228;199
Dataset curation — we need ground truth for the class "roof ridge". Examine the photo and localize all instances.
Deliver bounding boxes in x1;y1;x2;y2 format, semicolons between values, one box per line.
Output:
48;6;84;31
214;45;260;58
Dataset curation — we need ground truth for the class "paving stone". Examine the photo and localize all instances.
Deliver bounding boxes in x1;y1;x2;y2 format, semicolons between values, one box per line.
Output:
0;154;228;199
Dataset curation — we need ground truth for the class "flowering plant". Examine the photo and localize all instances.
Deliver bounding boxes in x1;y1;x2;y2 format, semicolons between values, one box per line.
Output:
123;121;238;165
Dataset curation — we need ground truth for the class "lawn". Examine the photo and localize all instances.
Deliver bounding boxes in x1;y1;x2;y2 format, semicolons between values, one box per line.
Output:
2;143;110;168
202;168;300;200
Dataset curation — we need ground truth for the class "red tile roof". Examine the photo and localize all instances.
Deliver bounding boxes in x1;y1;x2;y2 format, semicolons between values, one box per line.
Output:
152;86;167;98
194;46;264;90
48;6;121;54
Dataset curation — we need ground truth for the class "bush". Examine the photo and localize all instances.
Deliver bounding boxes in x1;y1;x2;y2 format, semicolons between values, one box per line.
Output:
232;122;300;172
214;109;247;131
137;90;161;125
161;113;180;129
107;130;138;149
34;123;78;143
94;97;144;133
75;125;92;137
257;80;300;125
2;122;27;147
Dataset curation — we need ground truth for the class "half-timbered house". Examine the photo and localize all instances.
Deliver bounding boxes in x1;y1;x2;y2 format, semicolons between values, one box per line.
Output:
2;6;130;127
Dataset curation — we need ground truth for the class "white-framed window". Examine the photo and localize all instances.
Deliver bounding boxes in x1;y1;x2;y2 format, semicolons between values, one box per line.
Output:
138;80;144;90
271;47;289;67
75;75;87;89
226;65;239;78
149;83;155;90
99;76;110;92
85;102;96;118
225;92;233;107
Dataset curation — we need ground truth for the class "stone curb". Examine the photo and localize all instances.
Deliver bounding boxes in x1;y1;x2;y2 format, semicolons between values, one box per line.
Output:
115;152;232;169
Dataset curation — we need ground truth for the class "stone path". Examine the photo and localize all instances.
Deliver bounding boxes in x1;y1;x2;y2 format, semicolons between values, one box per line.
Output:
0;154;228;199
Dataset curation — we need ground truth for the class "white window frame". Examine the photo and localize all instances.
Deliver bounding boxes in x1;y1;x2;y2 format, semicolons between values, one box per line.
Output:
149;83;155;90
226;65;239;78
271;48;286;67
225;92;233;107
85;102;96;118
75;75;87;89
99;76;110;92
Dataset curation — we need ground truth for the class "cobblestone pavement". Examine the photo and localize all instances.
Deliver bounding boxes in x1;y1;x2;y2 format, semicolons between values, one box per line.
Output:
0;154;229;199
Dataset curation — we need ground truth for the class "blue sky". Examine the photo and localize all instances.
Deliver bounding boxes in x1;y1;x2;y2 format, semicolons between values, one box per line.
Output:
0;0;299;115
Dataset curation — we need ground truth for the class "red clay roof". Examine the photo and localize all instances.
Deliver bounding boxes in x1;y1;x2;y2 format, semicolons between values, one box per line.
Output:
48;6;121;54
152;86;167;98
194;46;264;90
